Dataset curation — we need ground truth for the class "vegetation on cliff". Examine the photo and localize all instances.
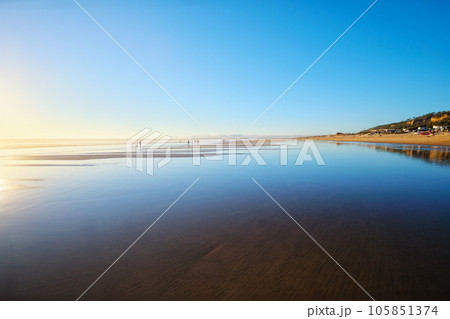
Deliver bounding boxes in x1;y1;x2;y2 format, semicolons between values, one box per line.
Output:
361;111;449;132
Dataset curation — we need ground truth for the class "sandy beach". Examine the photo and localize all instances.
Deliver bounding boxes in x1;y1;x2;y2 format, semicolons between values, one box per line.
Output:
302;132;450;146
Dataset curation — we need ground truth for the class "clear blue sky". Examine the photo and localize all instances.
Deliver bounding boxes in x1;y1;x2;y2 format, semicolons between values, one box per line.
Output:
1;0;449;138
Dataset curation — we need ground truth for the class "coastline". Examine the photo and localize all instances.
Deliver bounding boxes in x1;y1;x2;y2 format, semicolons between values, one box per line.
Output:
300;132;450;147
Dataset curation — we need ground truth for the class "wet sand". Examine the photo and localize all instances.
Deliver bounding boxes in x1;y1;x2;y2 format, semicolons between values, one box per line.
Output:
3;188;449;301
1;142;449;301
2;176;449;301
4;153;215;161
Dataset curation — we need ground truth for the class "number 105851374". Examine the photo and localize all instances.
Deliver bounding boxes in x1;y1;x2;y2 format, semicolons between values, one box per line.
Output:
368;305;438;316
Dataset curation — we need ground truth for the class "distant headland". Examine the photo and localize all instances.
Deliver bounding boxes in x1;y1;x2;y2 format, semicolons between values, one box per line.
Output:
303;111;450;146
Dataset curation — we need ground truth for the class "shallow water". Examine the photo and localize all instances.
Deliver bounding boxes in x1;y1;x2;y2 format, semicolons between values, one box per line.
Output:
0;141;449;300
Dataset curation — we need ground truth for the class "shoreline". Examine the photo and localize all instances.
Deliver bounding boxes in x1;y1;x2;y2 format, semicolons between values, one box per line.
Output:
299;132;450;147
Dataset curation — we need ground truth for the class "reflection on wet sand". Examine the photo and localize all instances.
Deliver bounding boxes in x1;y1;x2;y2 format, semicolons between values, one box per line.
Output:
335;142;450;166
1;142;449;301
0;178;43;191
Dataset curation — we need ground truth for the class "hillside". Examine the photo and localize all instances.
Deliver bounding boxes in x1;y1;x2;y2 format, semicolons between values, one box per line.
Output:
361;111;450;132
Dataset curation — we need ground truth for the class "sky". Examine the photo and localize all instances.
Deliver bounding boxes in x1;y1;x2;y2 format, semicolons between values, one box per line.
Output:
0;0;449;139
